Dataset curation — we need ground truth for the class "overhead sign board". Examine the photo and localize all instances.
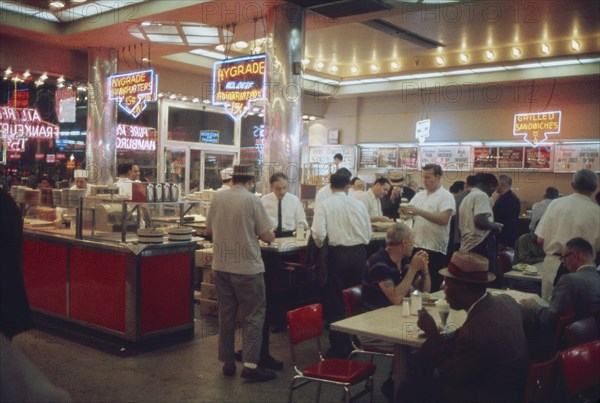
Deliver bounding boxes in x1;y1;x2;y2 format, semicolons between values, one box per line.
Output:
415;119;430;144
109;69;158;118
513;111;561;147
213;54;266;120
0;106;60;140
116;124;157;151
200;130;219;144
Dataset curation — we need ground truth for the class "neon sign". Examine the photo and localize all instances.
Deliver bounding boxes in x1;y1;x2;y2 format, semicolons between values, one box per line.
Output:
109;69;158;118
513;111;562;147
213;54;266;120
0;106;59;140
116;124;157;151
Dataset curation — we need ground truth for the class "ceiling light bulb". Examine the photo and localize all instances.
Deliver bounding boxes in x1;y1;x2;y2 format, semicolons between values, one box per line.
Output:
57;76;65;83
302;59;310;65
215;44;225;52
235;41;248;49
329;65;338;73
540;43;550;54
49;1;66;8
23;70;31;78
142;57;150;62
350;66;359;74
40;73;48;81
192;98;199;103
309;116;316;121
203;99;211;104
181;96;188;101
511;47;522;57
5;67;12;75
369;64;379;72
435;56;445;65
459;53;469;63
169;94;177;99
391;61;400;70
485;50;495;60
570;39;581;51
302;115;309;120
315;62;324;69
70;0;87;3
253;46;262;53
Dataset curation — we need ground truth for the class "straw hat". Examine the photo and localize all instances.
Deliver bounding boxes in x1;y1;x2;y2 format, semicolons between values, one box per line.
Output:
388;170;404;185
439;251;495;283
74;169;88;179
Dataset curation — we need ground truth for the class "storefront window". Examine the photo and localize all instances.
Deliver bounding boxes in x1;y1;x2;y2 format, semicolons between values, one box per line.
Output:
164;148;186;185
167;106;234;145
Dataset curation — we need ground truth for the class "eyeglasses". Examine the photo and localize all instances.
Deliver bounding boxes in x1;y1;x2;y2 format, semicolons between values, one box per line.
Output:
559;252;573;262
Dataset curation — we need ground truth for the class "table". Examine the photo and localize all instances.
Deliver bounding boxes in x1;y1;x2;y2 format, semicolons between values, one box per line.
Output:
504;262;543;283
331;289;547;394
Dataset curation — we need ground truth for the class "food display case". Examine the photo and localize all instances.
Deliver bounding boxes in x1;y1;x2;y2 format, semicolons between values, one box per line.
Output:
21;197;204;353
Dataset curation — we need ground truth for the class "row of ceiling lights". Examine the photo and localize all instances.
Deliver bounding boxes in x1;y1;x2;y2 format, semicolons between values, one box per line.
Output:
48;0;87;9
305;39;583;74
2;67;79;88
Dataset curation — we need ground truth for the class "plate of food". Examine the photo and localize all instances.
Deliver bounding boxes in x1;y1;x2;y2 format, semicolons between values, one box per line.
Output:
512;263;532;272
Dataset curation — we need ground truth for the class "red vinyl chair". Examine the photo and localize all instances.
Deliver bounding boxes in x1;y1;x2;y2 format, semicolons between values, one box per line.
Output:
342;286;394;361
552;308;576;353
559;340;600;399
524;354;560;402
565;316;600;348
286;303;376;403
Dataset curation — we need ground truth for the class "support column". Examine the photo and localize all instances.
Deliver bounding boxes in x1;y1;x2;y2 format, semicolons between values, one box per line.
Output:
86;48;117;185
263;3;305;196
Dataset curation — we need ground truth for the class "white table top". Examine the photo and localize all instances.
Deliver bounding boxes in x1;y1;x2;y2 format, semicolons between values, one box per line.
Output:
331;289;546;347
504;262;543;283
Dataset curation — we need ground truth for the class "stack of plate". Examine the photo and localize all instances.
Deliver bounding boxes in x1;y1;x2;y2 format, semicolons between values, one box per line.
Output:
69;189;86;208
137;228;165;244
167;226;193;242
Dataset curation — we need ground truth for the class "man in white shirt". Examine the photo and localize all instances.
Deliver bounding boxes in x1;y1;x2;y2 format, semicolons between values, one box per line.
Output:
217;167;233;192
359;177;393;222
311;170;372;358
401;164;455;291
348;177;365;199
535;169;600;300
114;162;133;199
261;172;307;238
70;169;91;196
314;167;352;206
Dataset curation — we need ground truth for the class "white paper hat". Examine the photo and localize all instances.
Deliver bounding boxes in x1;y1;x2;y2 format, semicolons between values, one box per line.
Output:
74;169;88;179
220;167;234;180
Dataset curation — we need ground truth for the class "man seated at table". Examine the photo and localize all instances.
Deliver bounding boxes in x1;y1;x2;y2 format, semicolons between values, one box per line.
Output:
520;237;600;356
408;252;529;403
261;172;308;238
360;222;429;401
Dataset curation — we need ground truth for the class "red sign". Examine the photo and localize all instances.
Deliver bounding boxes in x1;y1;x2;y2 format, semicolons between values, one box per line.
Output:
109;69;158;118
3;135;26;152
8;90;29;108
0;106;60;139
213;54;266;120
513;111;562;147
56;153;66;160
46;154;55;163
116;124;157;151
35;153;45;159
8;153;21;159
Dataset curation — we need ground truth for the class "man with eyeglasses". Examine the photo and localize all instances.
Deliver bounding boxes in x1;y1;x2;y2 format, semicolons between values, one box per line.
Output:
521;237;600;358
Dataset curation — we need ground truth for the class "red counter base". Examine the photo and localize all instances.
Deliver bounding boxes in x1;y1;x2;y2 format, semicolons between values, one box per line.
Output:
23;232;195;354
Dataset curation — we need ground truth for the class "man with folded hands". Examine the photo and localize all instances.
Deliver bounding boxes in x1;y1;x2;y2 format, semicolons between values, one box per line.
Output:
403;252;529;403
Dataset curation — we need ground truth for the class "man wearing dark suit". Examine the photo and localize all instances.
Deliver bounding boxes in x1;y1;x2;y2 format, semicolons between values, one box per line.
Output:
406;252;529;403
381;172;416;220
493;174;521;249
521;237;600;327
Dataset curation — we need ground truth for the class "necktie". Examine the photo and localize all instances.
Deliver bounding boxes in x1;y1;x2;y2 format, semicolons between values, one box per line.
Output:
276;198;283;234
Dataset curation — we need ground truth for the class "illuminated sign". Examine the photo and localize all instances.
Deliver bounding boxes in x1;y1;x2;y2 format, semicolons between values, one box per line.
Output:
109;69;158;118
213;54;266;120
200;130;219;144
0;107;60;139
415;119;431;144
116;124;157;151
513;111;562;147
8;89;29;108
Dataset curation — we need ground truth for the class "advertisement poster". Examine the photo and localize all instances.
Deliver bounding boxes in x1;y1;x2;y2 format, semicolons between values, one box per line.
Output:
473;147;498;169
398;147;419;170
524;146;553;170
497;147;524;169
359;148;378;169
419;145;471;171
377;147;398;168
554;143;600;172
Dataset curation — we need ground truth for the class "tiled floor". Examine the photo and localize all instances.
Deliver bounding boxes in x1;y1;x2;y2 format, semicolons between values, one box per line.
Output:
10;306;392;402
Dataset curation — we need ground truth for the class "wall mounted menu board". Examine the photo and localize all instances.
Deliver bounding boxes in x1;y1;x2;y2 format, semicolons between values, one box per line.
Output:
308;145;356;171
359;148;378;169
554;144;600;172
473;147;498;169
497;147;524;169
398;147;419;170
419;145;471;171
377;147;398;168
524;145;553;170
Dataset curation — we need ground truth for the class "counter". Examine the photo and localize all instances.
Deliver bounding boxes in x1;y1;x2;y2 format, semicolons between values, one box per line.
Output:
22;226;196;354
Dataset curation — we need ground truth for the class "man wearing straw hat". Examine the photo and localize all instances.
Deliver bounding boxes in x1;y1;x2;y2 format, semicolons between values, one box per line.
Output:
403;252;529;403
70;169;91;196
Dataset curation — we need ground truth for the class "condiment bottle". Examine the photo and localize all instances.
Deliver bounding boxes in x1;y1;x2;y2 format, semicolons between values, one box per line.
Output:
402;297;410;317
295;223;305;240
410;290;422;315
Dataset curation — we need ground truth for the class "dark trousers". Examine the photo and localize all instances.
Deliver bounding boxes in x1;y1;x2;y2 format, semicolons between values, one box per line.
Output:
412;248;448;292
469;233;500;287
323;244;367;357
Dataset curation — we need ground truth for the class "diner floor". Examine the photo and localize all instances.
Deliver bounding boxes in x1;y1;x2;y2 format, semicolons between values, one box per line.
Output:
11;306;392;403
